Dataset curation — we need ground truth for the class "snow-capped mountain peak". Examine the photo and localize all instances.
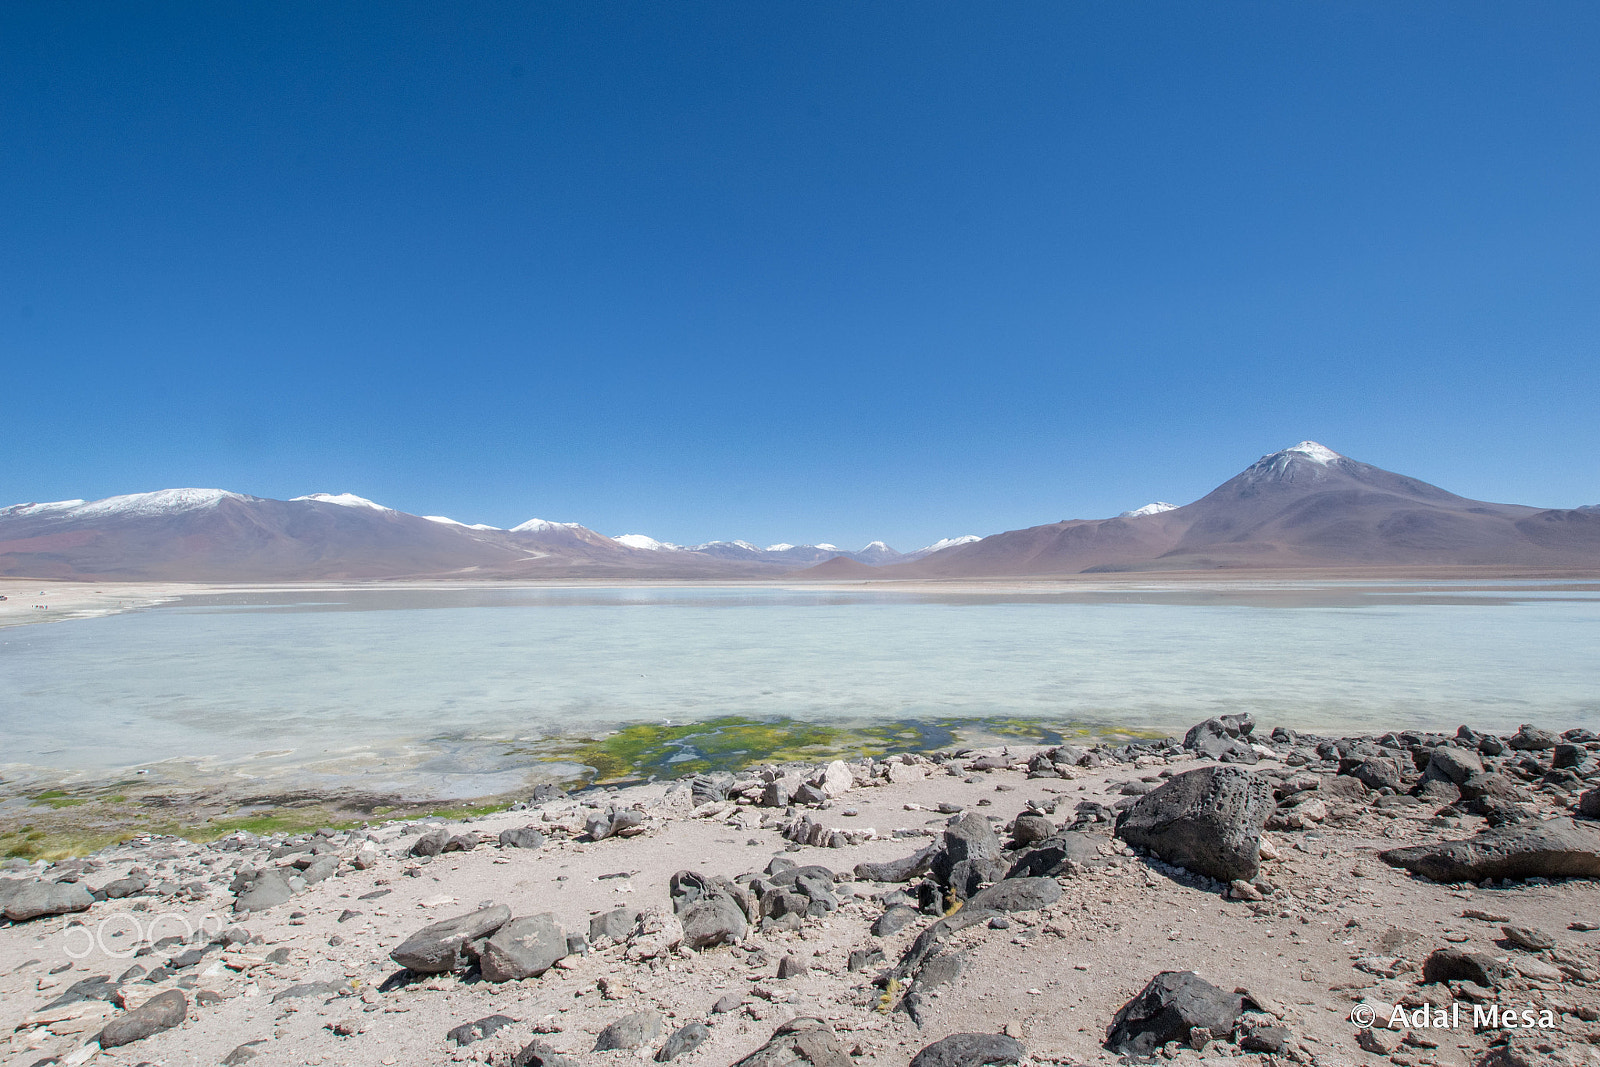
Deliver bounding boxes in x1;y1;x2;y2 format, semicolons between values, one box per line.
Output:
613;534;683;551
70;488;245;519
1238;440;1349;486
423;515;502;531
764;543;795;552
293;492;392;511
861;541;891;551
1281;441;1341;465
918;535;981;553
0;499;88;517
511;518;585;533
1119;502;1178;518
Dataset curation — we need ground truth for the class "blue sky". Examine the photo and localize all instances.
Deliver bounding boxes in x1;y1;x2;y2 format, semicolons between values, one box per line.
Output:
3;3;1597;550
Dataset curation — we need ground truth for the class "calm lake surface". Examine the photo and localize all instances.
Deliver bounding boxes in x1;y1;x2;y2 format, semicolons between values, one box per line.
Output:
2;581;1597;793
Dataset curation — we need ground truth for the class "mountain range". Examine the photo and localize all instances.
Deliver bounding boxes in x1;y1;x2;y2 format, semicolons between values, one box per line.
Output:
2;442;1596;581
0;489;972;581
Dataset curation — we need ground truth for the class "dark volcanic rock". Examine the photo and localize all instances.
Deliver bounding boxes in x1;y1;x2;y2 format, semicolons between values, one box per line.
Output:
1508;724;1559;750
1115;765;1273;882
1006;833;1104;878
909;1033;1025;1067
658;1021;710;1062
1579;789;1600;819
222;1040;268;1064
872;905;921;937
390;904;511;974
590;906;642;942
233;870;295;914
1423;746;1483;786
963;877;1062;913
594;1009;663;1051
98;988;187;1048
1500;925;1556;952
1183;718;1258;763
854;845;937;883
513;1040;580;1067
1105;971;1243;1055
3;880;94;922
1240;1025;1294;1054
409;828;451;857
40;975;118;1012
1010;813;1055;847
499;827;547;849
944;855;1008;901
1380;819;1600;883
680;893;748;949
730;1017;854;1067
931;813;1003;889
479;913;568;982
1343;757;1403;792
1422;947;1510;987
586;807;647;841
1554;742;1589;769
449;1015;518;1046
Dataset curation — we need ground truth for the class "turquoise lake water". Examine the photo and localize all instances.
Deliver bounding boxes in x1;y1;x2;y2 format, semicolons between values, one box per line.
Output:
1;581;1596;795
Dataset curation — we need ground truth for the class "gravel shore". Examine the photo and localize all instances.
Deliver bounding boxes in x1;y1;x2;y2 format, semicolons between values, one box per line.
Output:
4;719;1599;1067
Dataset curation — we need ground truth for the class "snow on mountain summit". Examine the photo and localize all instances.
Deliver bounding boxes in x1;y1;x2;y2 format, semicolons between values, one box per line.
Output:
614;534;683;551
66;488;245;519
1281;441;1342;465
1238;440;1349;486
424;515;502;531
511;518;587;534
292;493;392;511
1119;502;1178;518
918;535;981;553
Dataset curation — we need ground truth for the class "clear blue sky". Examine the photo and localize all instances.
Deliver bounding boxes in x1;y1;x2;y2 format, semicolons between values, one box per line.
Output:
3;3;1597;550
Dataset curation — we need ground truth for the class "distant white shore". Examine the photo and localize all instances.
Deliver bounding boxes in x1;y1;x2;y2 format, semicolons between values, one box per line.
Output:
4;569;1600;631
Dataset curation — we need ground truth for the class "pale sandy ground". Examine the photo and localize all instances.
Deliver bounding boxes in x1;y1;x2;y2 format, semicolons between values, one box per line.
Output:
0;581;208;628
4;750;1597;1067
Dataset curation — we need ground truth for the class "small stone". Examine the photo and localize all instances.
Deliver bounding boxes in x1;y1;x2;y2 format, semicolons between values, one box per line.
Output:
594;1009;662;1051
1357;1028;1400;1055
448;1014;518;1046
1500;925;1555;951
656;1021;710;1062
908;1032;1026;1067
98;988;187;1048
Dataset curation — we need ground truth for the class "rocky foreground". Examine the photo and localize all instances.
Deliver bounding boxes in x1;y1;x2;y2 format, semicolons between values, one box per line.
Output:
4;718;1600;1067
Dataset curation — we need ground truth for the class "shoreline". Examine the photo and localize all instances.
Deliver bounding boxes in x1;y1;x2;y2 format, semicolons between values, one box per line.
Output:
6;570;1600;631
0;716;1170;862
2;716;1598;1066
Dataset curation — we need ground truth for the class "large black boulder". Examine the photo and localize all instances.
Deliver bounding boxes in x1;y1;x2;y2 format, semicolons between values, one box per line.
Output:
1115;766;1273;882
1106;971;1243;1054
730;1017;854;1067
909;1033;1025;1067
1380;819;1600;883
390;904;511;974
1182;718;1257;763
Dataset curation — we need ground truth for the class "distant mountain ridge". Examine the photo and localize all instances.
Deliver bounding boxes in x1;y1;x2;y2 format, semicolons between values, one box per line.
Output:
4;441;1597;580
0;489;965;580
842;441;1600;578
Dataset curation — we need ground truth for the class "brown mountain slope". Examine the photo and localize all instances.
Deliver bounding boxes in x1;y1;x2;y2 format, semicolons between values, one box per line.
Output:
852;441;1600;578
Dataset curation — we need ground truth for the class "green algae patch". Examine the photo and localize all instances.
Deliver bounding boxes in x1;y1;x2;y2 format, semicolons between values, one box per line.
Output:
30;789;90;809
555;714;1172;785
571;716;842;783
